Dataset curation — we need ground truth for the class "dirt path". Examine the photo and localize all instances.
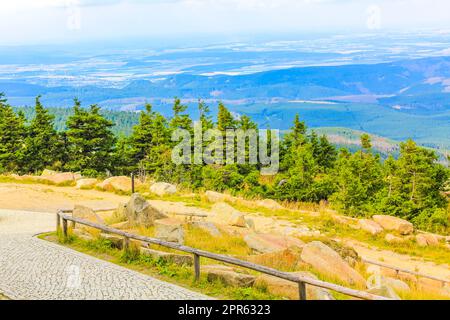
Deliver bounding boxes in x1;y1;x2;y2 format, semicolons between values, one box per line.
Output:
0;183;129;213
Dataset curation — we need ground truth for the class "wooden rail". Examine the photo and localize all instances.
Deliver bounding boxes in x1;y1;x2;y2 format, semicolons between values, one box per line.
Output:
362;258;449;287
56;209;390;300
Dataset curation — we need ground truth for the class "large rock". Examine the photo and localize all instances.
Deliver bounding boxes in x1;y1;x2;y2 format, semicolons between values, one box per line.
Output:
244;233;304;254
255;271;334;300
211;202;246;228
415;233;440;247
366;285;401;300
149;182;177;196
41;172;77;185
155;218;184;244
372;215;414;235
205;190;229;203
204;265;255;287
190;221;222;237
125;193;167;227
300;241;366;288
141;247;193;266
76;178;98;189
255;199;284;211
72;205;104;224
383;277;410;293
245;216;276;233
331;214;358;225
358;219;383;235
98;176;132;193
245;249;301;270
325;240;360;267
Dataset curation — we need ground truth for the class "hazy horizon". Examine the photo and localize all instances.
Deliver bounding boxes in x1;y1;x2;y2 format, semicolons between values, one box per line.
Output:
2;0;450;46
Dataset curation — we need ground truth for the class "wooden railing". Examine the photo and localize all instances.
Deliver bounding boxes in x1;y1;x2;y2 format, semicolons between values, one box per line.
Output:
362;258;449;287
56;209;390;300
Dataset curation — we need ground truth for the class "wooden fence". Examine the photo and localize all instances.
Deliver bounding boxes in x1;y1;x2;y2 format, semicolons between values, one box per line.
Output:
362;258;449;287
56;209;390;300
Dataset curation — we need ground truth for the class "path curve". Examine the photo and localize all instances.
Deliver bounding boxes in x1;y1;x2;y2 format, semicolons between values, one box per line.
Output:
0;209;209;300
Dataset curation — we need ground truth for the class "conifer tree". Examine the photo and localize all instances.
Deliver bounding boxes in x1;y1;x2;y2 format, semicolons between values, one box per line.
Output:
330;135;384;216
65;100;116;175
0;93;26;173
378;140;448;224
217;102;236;131
22;96;61;173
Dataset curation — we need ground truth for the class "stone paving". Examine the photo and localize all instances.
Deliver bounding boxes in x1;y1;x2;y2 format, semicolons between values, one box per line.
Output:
0;209;209;300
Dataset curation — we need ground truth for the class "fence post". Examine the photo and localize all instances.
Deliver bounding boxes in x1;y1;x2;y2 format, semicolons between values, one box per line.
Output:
62;218;68;239
131;173;135;194
123;236;130;252
194;253;200;282
298;282;307;300
56;212;61;232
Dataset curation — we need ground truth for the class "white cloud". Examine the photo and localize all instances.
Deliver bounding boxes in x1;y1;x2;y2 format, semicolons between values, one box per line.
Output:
1;0;450;45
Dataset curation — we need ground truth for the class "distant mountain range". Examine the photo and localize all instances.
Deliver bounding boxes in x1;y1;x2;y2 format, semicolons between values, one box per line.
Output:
2;56;450;150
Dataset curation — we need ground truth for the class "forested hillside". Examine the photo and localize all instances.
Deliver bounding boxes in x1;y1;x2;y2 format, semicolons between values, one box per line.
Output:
13;104;140;136
0;93;449;234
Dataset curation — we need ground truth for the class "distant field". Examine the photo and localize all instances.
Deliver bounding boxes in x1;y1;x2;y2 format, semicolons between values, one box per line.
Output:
232;102;450;150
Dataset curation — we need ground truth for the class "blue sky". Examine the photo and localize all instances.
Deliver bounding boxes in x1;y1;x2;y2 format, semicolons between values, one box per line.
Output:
1;0;450;45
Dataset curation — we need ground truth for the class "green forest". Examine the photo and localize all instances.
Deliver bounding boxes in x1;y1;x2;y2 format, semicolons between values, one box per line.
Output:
1;93;449;234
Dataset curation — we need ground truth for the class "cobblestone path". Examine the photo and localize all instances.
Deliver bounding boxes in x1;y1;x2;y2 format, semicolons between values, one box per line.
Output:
0;209;209;300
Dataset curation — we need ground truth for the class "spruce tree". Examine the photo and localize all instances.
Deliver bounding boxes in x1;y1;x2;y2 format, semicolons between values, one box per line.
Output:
128;103;171;177
0;93;26;173
22;96;61;173
65;100;116;175
330;135;384;216
217;102;236;131
378;140;449;223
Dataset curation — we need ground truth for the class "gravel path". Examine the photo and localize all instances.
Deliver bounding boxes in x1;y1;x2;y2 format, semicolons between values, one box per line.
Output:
0;209;209;300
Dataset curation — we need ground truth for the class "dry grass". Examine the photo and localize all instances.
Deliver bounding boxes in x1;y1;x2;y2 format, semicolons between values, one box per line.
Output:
0;174;75;187
43;231;279;300
184;224;251;256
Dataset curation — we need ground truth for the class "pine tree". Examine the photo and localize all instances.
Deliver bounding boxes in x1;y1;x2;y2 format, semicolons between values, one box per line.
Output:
310;131;337;171
217;102;236;131
128;103;171;177
129;104;157;164
65;100;116;175
280;114;308;171
317;135;337;170
22;96;61;173
0;94;26;173
170;98;192;131
198;100;213;132
378;140;449;223
330;135;384;216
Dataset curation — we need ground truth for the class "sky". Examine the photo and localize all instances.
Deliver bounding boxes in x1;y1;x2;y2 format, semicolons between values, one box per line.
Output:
1;0;450;45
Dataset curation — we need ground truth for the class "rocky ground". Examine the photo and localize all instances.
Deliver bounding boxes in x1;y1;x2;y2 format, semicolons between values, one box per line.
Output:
0;180;449;300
